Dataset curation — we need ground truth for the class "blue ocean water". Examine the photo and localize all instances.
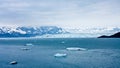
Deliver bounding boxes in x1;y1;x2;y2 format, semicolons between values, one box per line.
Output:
0;38;120;68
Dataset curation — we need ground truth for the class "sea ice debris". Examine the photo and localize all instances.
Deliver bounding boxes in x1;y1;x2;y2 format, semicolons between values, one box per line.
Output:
25;43;33;46
10;61;17;65
54;53;67;57
61;41;65;44
21;48;30;50
66;47;86;51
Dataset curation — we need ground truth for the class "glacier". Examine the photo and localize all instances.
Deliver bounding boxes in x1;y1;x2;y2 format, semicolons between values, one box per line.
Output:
0;26;120;38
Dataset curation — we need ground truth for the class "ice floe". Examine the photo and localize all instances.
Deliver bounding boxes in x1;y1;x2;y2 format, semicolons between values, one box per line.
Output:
61;41;65;44
66;47;86;51
10;61;17;65
21;48;30;50
24;43;33;46
54;53;67;57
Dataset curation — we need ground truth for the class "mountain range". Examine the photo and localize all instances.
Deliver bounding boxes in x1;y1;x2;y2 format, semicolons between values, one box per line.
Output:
0;26;120;38
0;26;67;37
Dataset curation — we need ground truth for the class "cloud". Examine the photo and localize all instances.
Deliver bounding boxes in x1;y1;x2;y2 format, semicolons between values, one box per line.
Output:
0;0;120;28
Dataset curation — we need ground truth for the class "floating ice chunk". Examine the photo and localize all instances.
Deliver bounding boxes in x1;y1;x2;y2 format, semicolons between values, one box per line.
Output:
54;53;67;57
61;41;65;44
21;48;30;50
10;61;17;65
25;43;33;46
66;47;86;51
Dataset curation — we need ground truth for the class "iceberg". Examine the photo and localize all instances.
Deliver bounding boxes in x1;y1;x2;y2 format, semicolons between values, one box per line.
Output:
66;47;86;51
25;43;33;46
21;48;30;50
54;53;67;57
61;41;65;44
10;61;17;65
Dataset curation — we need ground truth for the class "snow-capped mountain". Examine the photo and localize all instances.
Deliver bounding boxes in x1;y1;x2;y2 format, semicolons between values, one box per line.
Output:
0;26;120;38
0;26;67;37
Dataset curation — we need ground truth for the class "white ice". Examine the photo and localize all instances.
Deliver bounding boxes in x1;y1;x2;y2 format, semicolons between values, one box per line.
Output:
21;48;30;50
25;43;33;46
10;61;17;65
66;47;86;51
54;53;67;57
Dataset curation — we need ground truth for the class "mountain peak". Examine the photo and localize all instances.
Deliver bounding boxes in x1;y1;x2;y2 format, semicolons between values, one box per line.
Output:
0;26;67;37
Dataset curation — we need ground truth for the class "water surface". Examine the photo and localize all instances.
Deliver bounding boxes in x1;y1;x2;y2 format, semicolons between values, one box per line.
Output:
0;38;120;68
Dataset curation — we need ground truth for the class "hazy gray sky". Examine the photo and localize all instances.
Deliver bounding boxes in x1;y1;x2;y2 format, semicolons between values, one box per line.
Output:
0;0;120;28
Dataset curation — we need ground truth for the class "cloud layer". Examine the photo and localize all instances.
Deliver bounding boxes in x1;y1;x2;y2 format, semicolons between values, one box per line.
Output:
0;0;120;28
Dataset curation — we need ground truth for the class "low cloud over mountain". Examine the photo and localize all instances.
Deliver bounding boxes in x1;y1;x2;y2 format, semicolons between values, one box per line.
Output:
0;26;120;38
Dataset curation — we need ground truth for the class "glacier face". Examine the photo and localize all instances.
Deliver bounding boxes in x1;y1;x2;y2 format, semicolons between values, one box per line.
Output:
36;27;120;38
63;27;120;38
0;26;120;38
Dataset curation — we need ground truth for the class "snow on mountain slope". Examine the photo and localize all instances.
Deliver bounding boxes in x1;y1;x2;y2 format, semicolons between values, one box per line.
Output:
0;26;120;38
0;26;67;37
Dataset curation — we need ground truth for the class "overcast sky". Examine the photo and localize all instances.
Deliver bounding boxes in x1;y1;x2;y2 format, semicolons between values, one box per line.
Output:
0;0;120;28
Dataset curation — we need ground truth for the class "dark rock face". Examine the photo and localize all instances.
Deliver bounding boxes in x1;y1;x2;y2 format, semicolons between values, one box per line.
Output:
98;32;120;38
